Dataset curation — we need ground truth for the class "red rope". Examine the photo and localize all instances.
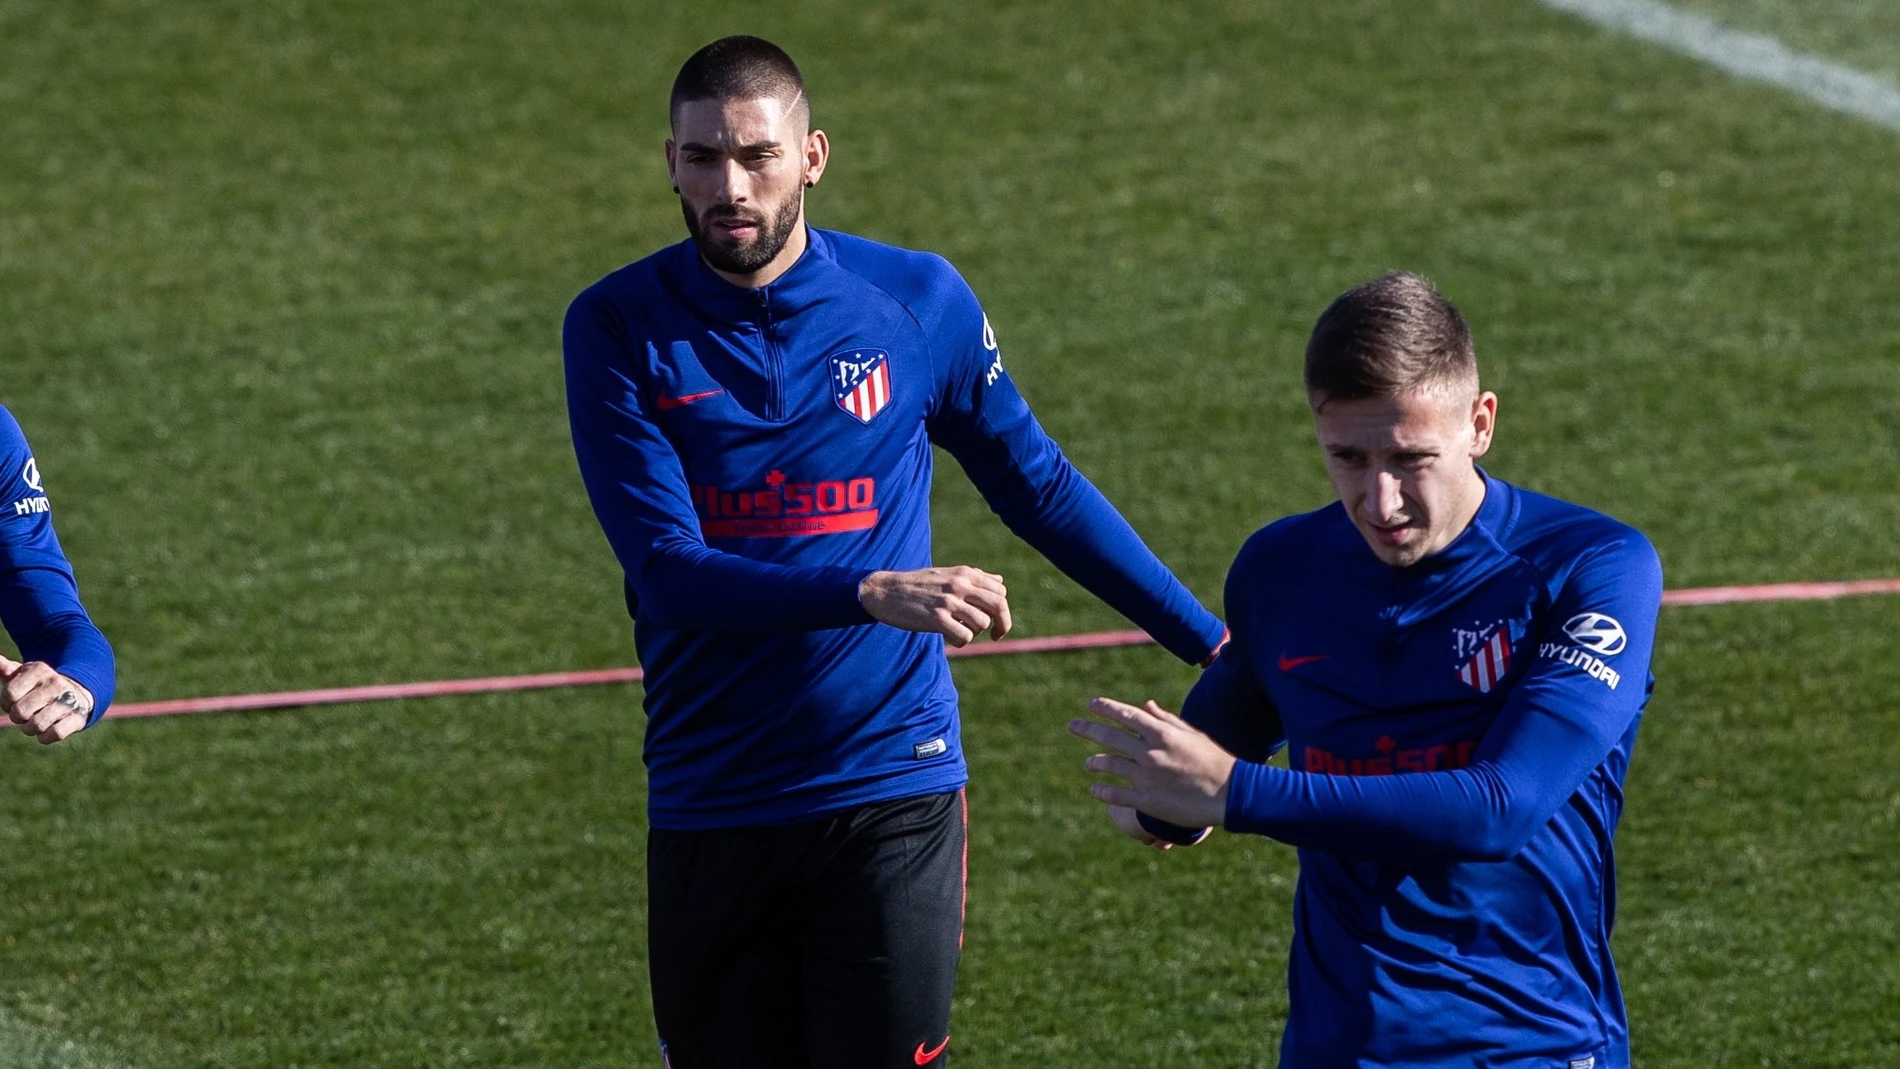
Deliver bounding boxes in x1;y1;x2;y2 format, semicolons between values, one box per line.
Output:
105;579;1900;720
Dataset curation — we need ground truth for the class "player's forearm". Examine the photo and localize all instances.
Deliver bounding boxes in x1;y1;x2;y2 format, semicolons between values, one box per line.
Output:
994;462;1224;665
573;471;877;632
631;542;875;632
1219;679;1640;863
565;394;878;633
1221;759;1550;863
935;380;1222;663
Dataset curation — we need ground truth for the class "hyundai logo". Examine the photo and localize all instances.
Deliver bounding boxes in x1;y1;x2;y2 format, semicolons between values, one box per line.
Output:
1562;613;1626;656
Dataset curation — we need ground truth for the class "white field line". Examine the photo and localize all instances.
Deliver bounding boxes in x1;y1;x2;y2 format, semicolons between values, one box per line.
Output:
1537;0;1900;133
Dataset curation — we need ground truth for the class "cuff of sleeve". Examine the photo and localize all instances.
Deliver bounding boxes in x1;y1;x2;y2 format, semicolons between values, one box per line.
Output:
829;567;881;627
1136;810;1212;846
1168;612;1225;667
1222;759;1278;836
1198;626;1231;669
58;665;114;727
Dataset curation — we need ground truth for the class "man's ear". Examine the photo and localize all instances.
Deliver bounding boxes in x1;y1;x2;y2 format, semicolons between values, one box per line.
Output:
664;138;679;191
803;129;829;188
1470;391;1498;459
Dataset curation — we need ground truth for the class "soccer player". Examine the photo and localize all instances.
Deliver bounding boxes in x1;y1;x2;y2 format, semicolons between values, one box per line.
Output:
0;404;115;744
1072;272;1662;1069
562;35;1225;1069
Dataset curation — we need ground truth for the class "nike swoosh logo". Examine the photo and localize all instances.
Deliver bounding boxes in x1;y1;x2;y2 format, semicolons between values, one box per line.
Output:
1278;652;1330;671
655;389;725;410
914;1036;950;1065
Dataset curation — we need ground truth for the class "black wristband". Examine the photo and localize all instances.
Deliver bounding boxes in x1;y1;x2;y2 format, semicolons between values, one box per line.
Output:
1136;810;1212;846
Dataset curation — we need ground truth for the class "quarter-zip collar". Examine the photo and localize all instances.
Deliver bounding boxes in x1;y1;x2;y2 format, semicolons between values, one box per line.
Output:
1376;468;1525;628
1411;467;1516;575
1345;466;1515;574
672;225;839;325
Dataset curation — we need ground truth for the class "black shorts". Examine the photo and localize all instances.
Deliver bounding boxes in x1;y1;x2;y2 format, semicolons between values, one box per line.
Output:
647;789;967;1069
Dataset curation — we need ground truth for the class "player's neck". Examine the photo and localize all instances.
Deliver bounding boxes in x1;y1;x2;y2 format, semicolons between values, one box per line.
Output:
1432;467;1490;559
707;218;810;290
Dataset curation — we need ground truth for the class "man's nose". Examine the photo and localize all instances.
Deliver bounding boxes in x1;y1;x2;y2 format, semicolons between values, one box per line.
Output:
1371;472;1405;521
712;158;747;203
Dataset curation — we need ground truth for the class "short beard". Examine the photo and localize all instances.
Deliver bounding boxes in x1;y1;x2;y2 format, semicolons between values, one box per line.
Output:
683;191;803;277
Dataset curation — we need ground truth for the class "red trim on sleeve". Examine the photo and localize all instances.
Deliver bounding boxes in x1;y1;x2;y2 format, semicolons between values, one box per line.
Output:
1200;628;1232;669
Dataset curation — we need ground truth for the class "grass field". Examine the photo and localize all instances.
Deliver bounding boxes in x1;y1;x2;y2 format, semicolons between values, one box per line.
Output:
2;0;1897;1065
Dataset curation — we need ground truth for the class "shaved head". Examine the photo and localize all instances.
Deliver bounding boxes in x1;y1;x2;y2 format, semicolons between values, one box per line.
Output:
669;35;810;134
1304;272;1478;411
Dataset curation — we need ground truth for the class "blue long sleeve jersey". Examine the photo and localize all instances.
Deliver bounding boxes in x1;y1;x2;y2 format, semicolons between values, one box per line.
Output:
565;228;1225;830
1169;474;1661;1069
0;405;115;722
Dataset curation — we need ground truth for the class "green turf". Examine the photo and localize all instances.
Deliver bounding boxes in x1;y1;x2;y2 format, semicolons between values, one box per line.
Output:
2;0;1897;1064
0;1009;125;1069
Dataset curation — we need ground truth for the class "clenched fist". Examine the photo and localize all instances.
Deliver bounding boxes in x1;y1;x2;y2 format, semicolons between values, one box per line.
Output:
858;566;1013;647
1;655;92;745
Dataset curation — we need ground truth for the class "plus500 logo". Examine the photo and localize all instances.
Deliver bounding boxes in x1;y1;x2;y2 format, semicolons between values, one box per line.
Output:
692;471;878;538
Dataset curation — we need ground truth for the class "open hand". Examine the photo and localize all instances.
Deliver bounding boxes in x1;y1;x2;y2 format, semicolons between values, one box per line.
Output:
1069;696;1236;829
858;566;1012;647
1;655;92;745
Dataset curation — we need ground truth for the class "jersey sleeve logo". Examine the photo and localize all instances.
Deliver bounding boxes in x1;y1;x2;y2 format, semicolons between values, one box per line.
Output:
979;315;1005;385
1540;612;1627;690
828;350;892;424
11;457;50;517
1561;613;1627;655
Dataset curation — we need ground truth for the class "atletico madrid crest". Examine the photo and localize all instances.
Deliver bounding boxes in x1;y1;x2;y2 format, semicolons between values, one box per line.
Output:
1456;625;1513;694
828;349;892;425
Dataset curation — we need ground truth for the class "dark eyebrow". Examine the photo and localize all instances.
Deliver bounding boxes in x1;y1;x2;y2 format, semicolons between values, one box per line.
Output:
677;140;783;154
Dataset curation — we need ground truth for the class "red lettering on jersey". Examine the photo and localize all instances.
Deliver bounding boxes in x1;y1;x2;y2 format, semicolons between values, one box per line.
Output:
1304;740;1477;776
694;475;878;537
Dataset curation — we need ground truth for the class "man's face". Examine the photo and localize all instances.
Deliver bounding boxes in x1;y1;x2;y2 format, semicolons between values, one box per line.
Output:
1313;386;1497;567
666;95;821;279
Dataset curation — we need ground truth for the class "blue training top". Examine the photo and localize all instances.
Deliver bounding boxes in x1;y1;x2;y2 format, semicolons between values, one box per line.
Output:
1163;472;1661;1069
0;404;115;722
565;227;1225;830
